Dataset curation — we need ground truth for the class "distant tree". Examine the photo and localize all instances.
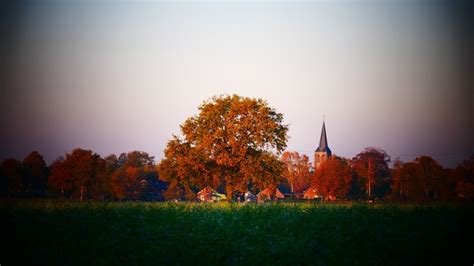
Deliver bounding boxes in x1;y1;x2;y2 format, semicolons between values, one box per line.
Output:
312;156;352;200
121;151;155;168
391;156;449;201
392;161;418;200
0;162;6;196
102;154;120;200
48;157;71;198
453;156;474;200
88;155;107;201
110;166;141;200
158;137;199;200
105;154;120;172
413;156;445;200
390;158;405;198
439;167;459;201
69;149;105;201
281;151;311;193
108;151;161;201
158;95;288;200
0;159;23;197
22;151;48;197
47;149;105;201
352;147;390;199
139;165;167;201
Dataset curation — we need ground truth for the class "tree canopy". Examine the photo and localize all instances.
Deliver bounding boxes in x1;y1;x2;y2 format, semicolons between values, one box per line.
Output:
281;151;311;193
454;156;474;200
352;147;391;199
312;156;352;200
48;149;106;201
22;151;48;197
158;94;288;199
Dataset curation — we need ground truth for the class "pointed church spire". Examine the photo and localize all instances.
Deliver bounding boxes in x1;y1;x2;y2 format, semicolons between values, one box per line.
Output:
314;119;332;169
319;121;328;149
315;120;332;154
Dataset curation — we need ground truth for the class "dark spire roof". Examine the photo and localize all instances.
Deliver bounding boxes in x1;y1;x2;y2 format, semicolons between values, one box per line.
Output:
315;120;332;154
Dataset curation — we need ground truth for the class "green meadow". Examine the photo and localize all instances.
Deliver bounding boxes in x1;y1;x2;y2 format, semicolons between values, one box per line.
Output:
2;200;473;265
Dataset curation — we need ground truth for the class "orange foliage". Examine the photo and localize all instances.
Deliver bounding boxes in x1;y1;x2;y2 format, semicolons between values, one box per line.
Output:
312;157;352;199
158;95;288;199
281;151;311;193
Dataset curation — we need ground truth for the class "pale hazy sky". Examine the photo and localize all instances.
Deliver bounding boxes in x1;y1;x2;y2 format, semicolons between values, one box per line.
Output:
1;1;472;167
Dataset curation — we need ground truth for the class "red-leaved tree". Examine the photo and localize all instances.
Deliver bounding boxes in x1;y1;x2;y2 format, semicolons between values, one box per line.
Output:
312;156;352;200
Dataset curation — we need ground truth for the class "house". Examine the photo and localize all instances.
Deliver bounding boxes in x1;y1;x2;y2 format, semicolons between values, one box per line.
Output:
244;191;257;202
197;186;226;202
303;186;323;200
139;178;168;201
257;187;285;203
277;183;293;198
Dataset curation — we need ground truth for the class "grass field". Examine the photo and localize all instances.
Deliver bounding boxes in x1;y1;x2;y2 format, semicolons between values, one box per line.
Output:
2;200;474;265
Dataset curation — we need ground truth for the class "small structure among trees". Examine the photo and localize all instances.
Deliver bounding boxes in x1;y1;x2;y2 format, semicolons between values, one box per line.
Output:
303;186;323;200
257;187;285;203
197;186;226;202
244;191;257;202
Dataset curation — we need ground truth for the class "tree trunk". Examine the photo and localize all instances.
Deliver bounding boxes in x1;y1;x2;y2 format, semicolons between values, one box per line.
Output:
80;182;84;202
367;160;372;198
226;183;233;202
368;179;371;198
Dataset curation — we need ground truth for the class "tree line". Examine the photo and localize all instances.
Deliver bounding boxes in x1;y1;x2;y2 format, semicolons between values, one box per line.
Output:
1;148;473;202
281;148;474;202
0;150;166;201
1;95;473;202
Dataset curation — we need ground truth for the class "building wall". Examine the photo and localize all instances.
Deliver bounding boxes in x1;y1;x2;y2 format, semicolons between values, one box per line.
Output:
314;151;329;169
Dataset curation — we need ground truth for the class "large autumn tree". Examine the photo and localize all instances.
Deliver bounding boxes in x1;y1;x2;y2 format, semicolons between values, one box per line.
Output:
158;94;288;200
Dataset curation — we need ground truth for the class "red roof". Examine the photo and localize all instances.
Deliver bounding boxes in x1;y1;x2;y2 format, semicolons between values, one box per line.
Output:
304;186;321;199
197;186;217;202
197;186;215;196
257;187;285;201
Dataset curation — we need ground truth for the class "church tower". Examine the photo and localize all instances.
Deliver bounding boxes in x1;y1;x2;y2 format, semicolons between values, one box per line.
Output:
314;120;332;169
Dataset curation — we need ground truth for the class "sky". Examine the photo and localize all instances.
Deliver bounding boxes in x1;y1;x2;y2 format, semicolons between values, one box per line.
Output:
1;0;472;167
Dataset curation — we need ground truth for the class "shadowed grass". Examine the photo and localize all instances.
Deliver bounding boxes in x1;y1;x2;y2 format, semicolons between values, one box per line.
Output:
1;200;473;265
